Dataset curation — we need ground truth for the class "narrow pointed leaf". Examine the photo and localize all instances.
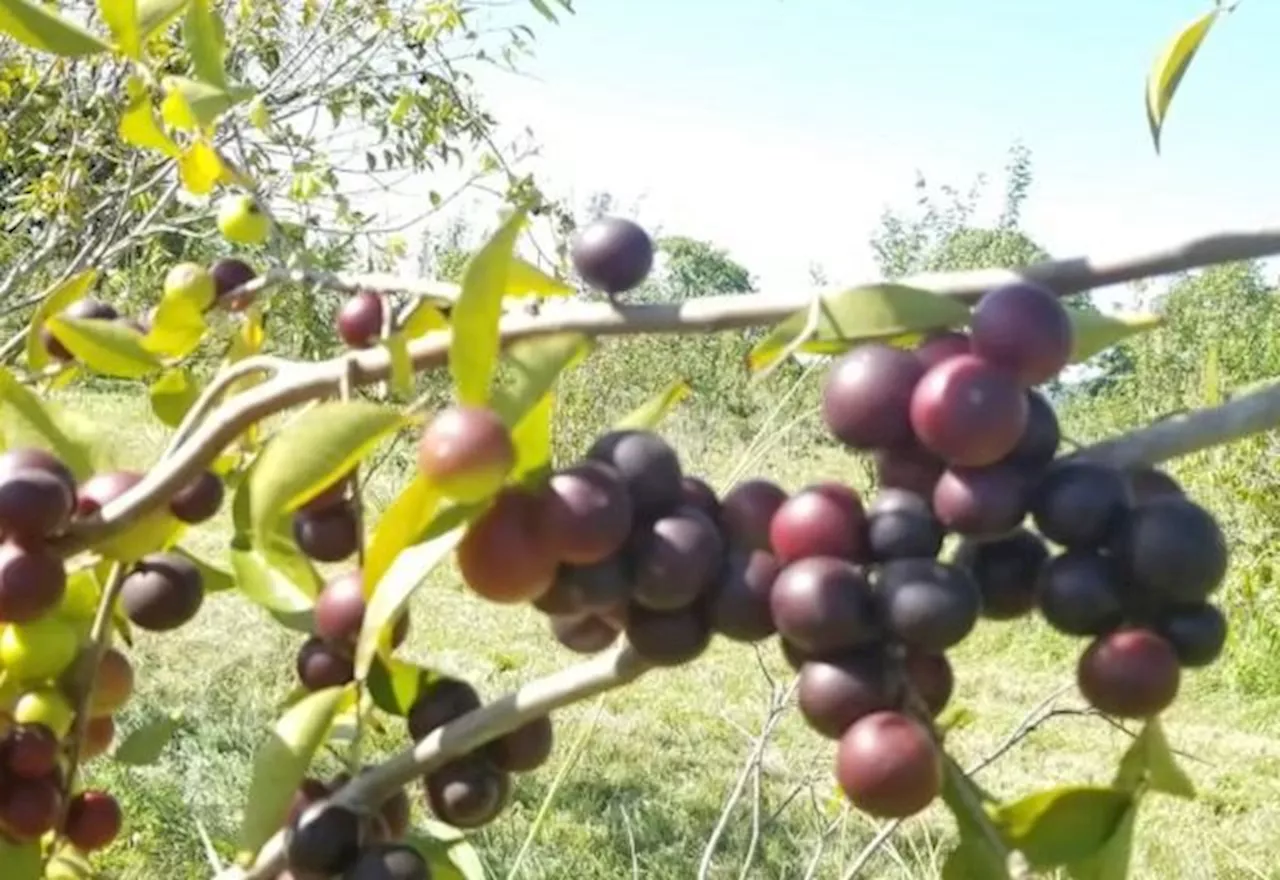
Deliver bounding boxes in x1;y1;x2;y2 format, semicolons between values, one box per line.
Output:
400;300;450;339
230;541;318;615
182;0;227;88
1113;717;1195;798
177;138;226;194
528;0;558;24
510;391;554;486
614;377;693;431
364;475;441;596
385;332;414;398
1145;10;1219;154
237;685;349;859
149;367;199;427
26;269;99;371
368;655;436;717
0;368;94;479
160;75;237;130
1067;308;1163;363
491;332;592;425
138;0;188;38
0;0;112;56
450;209;528;405
99;0;141;58
748;284;971;372
119;80;180;155
506;256;573;297
142;293;207;359
44;316;164;379
1067;801;1138;880
112;712;178;765
407;823;488;880
993;786;1133;869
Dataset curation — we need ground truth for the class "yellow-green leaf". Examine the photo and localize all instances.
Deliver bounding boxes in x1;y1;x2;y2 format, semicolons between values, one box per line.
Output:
364;476;441;596
385;332;414;398
247;95;270;130
182;0;226;88
994;786;1133;869
0;0;112;57
492;332;592;426
149;367;199;427
160;75;236;131
1067;308;1163;363
230;542;316;615
1145;9;1218;154
356;521;470;679
99;0;141;58
173;545;234;593
25;269;99;372
506;256;574;297
368;655;436;717
1067;802;1138;880
112;712;178;765
119;80;179;156
44;315;164;379
401;300;450;339
614;377;692;431
748;284;971;372
1113;717;1195;799
510;390;554;485
142;292;207;359
246;401;407;542
177;137;226;194
0;836;41;880
940;759;1011;880
407;823;488;880
450;209;528;405
0;371;90;480
138;0;187;37
236;685;349;860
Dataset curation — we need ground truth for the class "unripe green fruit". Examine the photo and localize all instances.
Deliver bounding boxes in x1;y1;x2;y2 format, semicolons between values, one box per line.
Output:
13;688;75;738
216;194;271;245
162;263;217;312
1;617;80;681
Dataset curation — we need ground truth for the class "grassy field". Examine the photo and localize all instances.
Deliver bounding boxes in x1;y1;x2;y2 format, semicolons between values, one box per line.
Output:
60;384;1280;880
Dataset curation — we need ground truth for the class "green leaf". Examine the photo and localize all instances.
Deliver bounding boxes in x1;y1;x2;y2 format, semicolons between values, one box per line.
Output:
748;284;971;372
450;209;528;405
356;521;471;680
149;367;200;427
386;332;414;398
182;0;227;87
941;760;1011;880
44;845;95;880
510;391;554;486
112;712;178;765
491;332;592;426
528;0;558;24
614;377;693;431
400;300;450;339
1067;802;1138;880
237;685;349;860
1145;9;1219;154
173;545;234;593
407;822;488;880
44;316;164;379
0;0;112;56
993;786;1133;869
99;0;141;59
137;0;188;38
364;475;442;597
506;256;574;297
119;78;180;156
230;540;318;617
0;836;41;880
246;400;406;544
176;137;227;195
26;269;99;372
160;75;237;131
1067;308;1163;363
1113;717;1195;799
368;655;436;717
0;368;94;479
142;290;207;359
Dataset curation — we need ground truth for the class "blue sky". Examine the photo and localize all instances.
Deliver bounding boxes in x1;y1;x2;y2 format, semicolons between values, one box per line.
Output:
445;0;1280;293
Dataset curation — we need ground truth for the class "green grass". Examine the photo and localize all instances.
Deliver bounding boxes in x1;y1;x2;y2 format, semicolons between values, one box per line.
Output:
56;385;1280;880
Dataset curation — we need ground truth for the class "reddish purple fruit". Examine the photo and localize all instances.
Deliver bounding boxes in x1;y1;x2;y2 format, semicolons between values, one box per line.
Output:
587;430;683;520
210;258;258;311
313;572;367;643
457;489;558;605
0;541;67;623
769;556;879;655
570;216;655;296
549;613;620;655
679;476;721;520
1077;628;1180;718
75;470;143;518
1036;550;1125;637
708;549;780;643
0;448;76;498
933;465;1028;538
720;479;787;551
835;711;941;819
874;444;945;497
295;637;355;690
625;604;713;666
1030;461;1131;550
953;528;1049;621
4;724;59;779
1110;497;1229;607
822;344;926;450
336;290;385;349
64;791;123;851
1003;391;1060;470
425;756;511;829
119;552;204;631
877;559;981;653
769;483;868;565
293;503;360;563
903;651;954;716
632;507;725;611
488;716;554;773
541;462;634;565
914;330;971;371
970;281;1074;387
0;775;62;841
168;470;225;524
798;653;900;740
0;468;75;542
406;677;482;740
909;354;1028;467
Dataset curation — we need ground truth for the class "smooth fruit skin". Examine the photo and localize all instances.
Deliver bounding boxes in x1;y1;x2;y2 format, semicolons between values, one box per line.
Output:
286;802;362;875
1004;390;1060;470
76;470;176;562
1;616;80;681
83;647;135;717
63;790;123;852
417;405;515;504
487;715;554;773
874;444;945;498
0;468;75;542
680;476;721;521
82;716;116;760
768;483;868;565
768;556;879;655
216;194;271;245
425;756;512;829
1157;604;1228;668
903;651;954;716
549;613;620;654
4;723;59;779
708;549;781;643
336;290;385;349
457;490;557;604
866;489;943;561
163;262;217;311
624;605;713;666
1030;462;1132;550
822;344;926;450
1111;497;1229;607
539;559;631;616
0;541;68;623
406;677;481;740
210;257;258;310
915;331;971;371
570;216;655;295
632;508;725;611
295;637;355;690
719;479;788;551
835;711;942;819
343;843;431;880
541;462;634;565
1035;551;1125;637
969;281;1073;387
293;503;360;562
314;572;368;643
932;465;1028;538
909;354;1029;467
119;552;205;632
0;775;62;841
953;529;1049;621
1077;628;1180;718
877;559;981;653
587;430;684;520
168;470;225;524
797;653;900;740
13;688;75;738
0;448;77;497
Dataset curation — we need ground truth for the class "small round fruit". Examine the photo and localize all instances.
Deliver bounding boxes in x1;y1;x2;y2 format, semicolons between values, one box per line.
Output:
216;194;271;246
82;716;116;760
406;677;481;740
969;281;1073;386
63;790;122;852
1030;461;1131;550
769;483;868;564
932;464;1028;538
797;652;900;740
40;299;120;361
0;616;79;681
768;556;879;655
835;711;941;819
1156;604;1228;668
84;647;135;717
210;257;257;310
457;489;557;604
314;572;367;644
1003;391;1060;470
336;290;385;349
168;470;224;524
822;344;926;450
953;528;1049;620
570;216;654;295
587;430;684;520
680;477;721;520
625;604;712;666
285;801;362;875
293;503;360;563
298;474;352;515
539;558;632;616
632;507;725;611
12;688;75;738
708;548;780;643
915;331;971;371
903;651;954;716
0;448;76;497
878;559;981;653
1126;466;1184;503
0;541;68;623
719;479;788;551
0;775;62;841
4;723;59;779
0;468;75;542
487;715;554;773
866;489;943;561
120;552;205;631
163;262;217;311
874;444;945;497
76;470;176;561
541;462;634;564
549;613;619;654
1078;628;1180;718
344;843;431;880
418;405;515;504
425;756;511;828
1036;551;1125;637
1111;497;1229;607
909;354;1029;466
295;637;355;690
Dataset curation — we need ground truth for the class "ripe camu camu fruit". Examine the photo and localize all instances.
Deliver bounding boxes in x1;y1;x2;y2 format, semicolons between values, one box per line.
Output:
570;216;655;297
417;405;515;503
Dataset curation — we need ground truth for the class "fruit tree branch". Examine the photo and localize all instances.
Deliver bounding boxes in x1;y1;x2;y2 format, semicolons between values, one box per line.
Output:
220;641;652;880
